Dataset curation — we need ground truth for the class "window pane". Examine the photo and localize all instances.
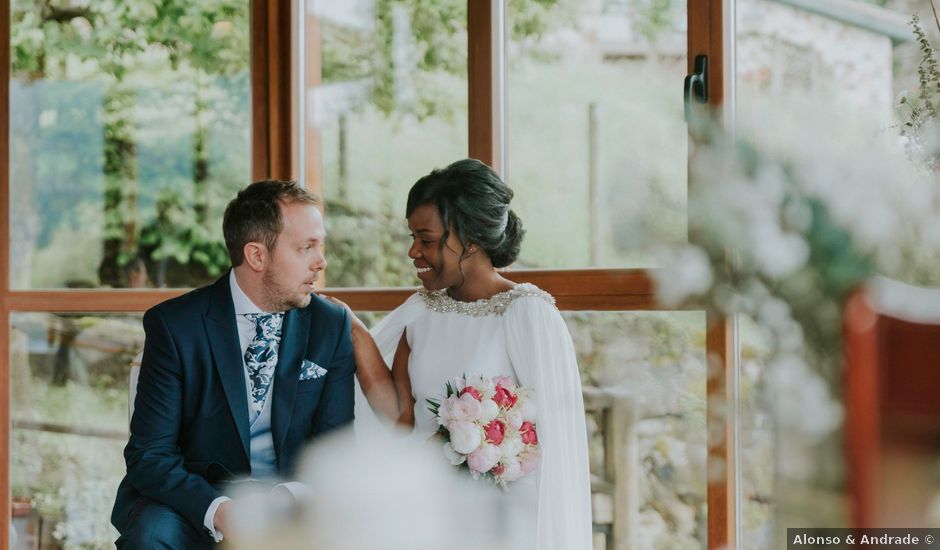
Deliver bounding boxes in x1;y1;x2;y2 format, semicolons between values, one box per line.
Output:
564;311;706;547
507;1;688;269
9;312;143;548
305;2;469;288
9;1;250;289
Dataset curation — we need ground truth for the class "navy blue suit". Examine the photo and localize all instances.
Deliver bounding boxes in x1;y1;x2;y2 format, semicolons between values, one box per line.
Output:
111;273;354;544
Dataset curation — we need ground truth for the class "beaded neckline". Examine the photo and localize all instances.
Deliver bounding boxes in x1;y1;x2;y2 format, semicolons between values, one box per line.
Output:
418;283;555;317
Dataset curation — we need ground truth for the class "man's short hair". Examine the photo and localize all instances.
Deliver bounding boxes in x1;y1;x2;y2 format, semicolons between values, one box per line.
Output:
222;180;320;266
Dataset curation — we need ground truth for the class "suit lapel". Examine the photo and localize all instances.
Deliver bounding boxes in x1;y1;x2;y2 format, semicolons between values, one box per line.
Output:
272;307;309;462
204;274;250;462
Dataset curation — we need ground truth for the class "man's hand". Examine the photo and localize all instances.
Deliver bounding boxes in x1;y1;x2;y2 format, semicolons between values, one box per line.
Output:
214;499;232;537
321;295;369;334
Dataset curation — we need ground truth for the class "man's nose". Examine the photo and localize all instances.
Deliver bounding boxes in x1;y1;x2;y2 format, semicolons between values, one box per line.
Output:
313;250;327;271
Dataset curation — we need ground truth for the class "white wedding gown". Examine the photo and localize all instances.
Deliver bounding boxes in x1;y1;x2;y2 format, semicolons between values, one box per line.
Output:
356;283;593;550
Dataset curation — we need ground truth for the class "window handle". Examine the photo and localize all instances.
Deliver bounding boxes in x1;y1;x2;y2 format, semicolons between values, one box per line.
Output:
684;54;709;125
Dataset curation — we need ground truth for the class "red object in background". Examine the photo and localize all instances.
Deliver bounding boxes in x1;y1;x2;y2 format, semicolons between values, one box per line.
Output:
844;285;940;528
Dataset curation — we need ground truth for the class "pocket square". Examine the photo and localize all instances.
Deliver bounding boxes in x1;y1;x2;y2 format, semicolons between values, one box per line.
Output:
300;359;328;381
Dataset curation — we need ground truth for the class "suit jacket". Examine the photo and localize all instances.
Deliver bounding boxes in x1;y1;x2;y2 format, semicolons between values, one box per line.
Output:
111;272;355;534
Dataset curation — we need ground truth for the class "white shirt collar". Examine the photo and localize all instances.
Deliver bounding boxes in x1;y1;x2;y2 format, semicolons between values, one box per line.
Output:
229;269;267;315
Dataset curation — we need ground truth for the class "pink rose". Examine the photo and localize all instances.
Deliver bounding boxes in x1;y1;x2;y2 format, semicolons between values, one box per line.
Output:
493;385;518;409
460;386;483;401
467;444;501;473
520;421;538;445
491;463;506;477
484;420;505;445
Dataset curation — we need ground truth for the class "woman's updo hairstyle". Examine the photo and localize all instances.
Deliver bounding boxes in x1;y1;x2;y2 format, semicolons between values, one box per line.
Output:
406;159;525;268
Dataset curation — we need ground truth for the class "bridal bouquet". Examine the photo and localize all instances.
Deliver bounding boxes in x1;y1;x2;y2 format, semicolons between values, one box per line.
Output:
427;374;540;487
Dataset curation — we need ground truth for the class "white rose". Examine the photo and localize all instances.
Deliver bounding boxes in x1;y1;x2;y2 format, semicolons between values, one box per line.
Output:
442;442;466;466
448;421;483;454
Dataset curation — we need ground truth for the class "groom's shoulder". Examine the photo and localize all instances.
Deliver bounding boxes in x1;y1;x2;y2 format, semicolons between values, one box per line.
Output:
303;293;346;322
145;279;219;320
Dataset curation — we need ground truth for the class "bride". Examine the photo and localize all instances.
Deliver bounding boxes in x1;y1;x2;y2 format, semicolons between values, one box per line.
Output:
337;159;592;550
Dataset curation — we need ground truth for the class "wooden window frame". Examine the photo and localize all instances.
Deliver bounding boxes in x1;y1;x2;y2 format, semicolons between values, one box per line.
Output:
0;1;734;548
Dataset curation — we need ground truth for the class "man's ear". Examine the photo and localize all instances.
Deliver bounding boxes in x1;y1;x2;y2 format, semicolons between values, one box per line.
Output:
242;242;267;272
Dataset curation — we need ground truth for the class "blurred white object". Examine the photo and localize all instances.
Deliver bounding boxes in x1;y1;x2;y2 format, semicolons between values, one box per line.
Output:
227;427;518;550
868;275;940;324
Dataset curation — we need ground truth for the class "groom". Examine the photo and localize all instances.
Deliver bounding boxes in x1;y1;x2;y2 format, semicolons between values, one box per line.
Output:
111;180;355;548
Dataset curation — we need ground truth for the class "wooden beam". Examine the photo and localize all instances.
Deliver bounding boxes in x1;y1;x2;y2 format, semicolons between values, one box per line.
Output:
690;0;735;546
303;10;323;200
0;269;658;313
467;0;502;172
705;314;736;550
1;0;11;544
251;0;295;181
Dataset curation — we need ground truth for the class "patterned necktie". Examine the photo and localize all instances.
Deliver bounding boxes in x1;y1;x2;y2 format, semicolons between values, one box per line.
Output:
244;312;284;414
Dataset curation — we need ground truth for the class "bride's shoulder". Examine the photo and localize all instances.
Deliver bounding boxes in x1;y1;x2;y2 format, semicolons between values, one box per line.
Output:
503;283;557;314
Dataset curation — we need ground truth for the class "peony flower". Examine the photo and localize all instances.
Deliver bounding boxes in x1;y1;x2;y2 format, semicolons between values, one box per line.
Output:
460;386;482;401
439;393;482;427
467;444;501;474
483;420;505;445
479;399;500;423
493;385;518;409
519;421;538;445
504;409;524;430
498;433;523;458
462;375;495;398
519;398;537;422
520;450;540;475
499;458;523;482
448;421;483;454
442;442;466;466
492;375;516;391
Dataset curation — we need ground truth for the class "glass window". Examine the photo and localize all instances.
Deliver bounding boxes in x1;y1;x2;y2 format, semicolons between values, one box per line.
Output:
9;1;251;289
305;1;468;288
563;310;707;546
10;312;143;548
506;0;689;269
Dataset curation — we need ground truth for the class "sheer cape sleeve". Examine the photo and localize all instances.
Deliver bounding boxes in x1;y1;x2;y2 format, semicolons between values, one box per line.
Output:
504;294;593;550
353;292;426;434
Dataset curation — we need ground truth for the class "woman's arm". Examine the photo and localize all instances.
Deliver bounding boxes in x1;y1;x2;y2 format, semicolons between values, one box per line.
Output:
391;333;415;428
349;317;400;421
322;295;400;421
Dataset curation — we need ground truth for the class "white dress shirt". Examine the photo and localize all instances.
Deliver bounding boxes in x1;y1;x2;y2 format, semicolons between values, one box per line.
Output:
202;271;273;542
203;271;310;542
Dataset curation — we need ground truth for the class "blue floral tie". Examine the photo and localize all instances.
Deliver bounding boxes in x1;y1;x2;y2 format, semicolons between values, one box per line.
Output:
244;312;284;415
